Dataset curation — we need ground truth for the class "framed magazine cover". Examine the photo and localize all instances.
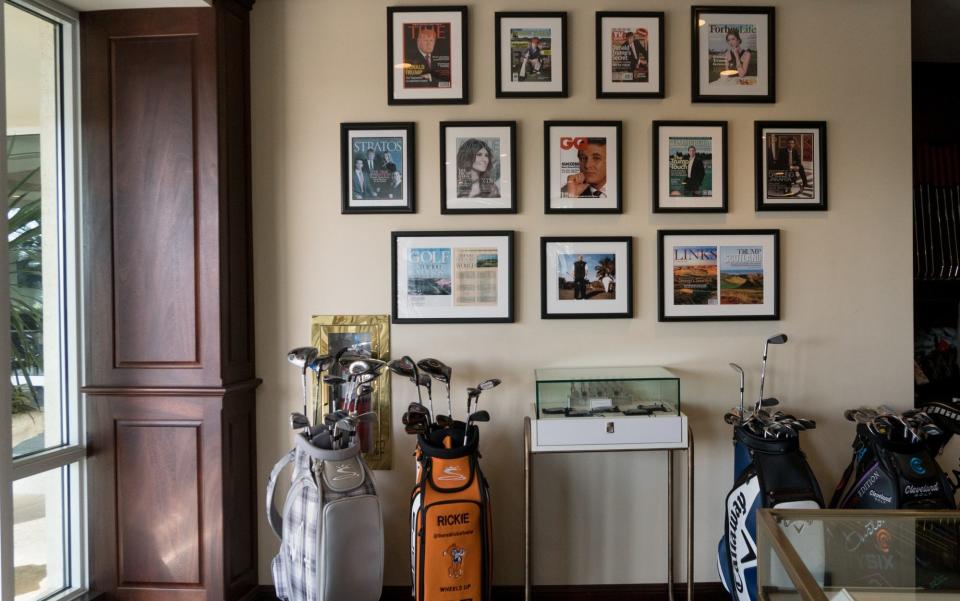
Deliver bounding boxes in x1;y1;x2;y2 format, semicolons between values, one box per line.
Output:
541;236;633;319
495;12;568;98
544;121;622;214
652;121;727;213
657;229;780;322
341;122;415;214
755;121;827;211
440;121;517;214
392;231;515;324
387;6;468;105
691;6;775;103
596;12;665;99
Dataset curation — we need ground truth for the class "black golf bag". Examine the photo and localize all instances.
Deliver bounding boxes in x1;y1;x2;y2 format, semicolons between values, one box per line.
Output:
718;425;824;601
411;424;492;601
921;399;960;499
828;413;959;590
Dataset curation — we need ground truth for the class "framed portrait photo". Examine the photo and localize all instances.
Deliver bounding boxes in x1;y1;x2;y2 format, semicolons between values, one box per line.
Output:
691;6;775;103
596;12;664;99
652;121;727;213
495;11;568;98
387;6;468;105
544;120;622;214
755;121;827;211
392;231;515;324
341;122;415;214
440;121;517;214
541;236;633;319
657;229;780;322
311;314;392;469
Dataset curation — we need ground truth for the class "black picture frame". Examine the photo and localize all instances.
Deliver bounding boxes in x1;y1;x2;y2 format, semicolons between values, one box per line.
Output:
657;229;780;322
540;236;633;319
543;120;623;214
651;120;728;213
439;121;518;214
691;6;775;103
391;230;515;324
495;11;568;98
595;11;665;99
341;122;416;214
387;5;469;105
755;121;828;211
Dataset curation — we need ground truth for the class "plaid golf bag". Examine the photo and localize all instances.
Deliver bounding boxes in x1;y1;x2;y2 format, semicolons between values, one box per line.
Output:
717;425;824;601
267;435;383;601
411;425;493;601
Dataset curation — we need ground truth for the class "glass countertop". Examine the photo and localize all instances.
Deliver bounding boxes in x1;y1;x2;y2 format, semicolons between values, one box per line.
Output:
534;366;677;382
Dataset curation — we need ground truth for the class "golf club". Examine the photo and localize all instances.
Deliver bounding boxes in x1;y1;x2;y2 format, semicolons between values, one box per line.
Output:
729;362;745;423
757;334;788;414
418;358;453;420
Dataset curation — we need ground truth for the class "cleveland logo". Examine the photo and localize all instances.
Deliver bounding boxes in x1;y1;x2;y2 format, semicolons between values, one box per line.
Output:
437;465;467;481
442;543;466;579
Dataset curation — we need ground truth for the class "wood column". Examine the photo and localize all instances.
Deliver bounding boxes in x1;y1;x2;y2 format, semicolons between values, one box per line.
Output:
80;3;258;600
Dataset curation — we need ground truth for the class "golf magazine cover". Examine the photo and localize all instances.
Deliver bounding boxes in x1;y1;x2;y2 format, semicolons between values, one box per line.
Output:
510;27;552;81
407;247;498;306
668;136;712;197
673;245;764;305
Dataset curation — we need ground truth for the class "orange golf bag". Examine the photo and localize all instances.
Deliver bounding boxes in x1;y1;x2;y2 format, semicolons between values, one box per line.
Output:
410;425;492;601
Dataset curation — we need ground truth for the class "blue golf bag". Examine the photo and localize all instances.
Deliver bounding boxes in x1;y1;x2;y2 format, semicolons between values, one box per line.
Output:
717;425;824;601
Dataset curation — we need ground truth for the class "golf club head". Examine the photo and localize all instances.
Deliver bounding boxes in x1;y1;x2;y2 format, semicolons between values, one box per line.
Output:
287;346;319;369
729;363;744;376
766;334;788;345
468;410;490;423
478;378;501;391
323;375;346;387
388;358;416;378
760;397;780;407
290;412;310;430
307;354;336;373
435;414;455;428
724;412;740;425
417;358;452;383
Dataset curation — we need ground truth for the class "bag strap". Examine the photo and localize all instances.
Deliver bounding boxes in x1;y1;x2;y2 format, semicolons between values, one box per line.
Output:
266;449;296;540
828;457;856;509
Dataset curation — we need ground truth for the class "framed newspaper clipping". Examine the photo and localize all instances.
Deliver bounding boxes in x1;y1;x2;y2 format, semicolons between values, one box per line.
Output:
541;236;633;319
544;121;622;214
392;231;515;323
341;122;416;214
440;121;517;214
755;121;827;211
691;6;775;103
596;12;664;99
658;229;780;322
652;120;727;213
387;6;469;105
495;11;568;98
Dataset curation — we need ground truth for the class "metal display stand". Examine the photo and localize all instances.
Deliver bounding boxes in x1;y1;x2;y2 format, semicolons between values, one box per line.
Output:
523;416;695;601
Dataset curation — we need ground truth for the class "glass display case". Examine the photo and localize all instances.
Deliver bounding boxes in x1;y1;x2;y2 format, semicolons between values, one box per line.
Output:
531;367;686;451
757;508;960;601
534;366;680;418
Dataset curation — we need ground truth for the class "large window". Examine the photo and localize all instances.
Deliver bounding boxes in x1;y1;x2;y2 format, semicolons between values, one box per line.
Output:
1;1;83;600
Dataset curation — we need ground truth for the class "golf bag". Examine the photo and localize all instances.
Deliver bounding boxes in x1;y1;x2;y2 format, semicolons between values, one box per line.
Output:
829;422;956;510
411;425;492;601
267;435;383;601
717;425;824;601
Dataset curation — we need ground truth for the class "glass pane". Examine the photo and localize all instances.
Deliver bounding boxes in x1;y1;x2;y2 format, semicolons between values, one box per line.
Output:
5;2;65;457
13;467;69;601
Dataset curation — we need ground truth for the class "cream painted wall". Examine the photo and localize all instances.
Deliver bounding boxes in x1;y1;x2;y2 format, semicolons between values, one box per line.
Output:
250;0;912;586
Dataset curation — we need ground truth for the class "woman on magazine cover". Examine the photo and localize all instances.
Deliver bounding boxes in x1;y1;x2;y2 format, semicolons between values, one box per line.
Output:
456;138;500;198
723;29;755;78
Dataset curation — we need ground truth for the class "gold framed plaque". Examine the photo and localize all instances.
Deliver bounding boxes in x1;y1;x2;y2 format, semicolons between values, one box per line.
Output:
311;314;392;469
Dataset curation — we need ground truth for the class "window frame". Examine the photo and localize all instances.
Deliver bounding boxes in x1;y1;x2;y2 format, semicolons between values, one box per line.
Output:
1;0;85;599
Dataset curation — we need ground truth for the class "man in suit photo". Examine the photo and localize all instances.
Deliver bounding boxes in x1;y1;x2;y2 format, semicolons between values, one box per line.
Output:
775;137;809;189
404;25;447;87
683;145;706;196
561;138;608;198
352;158;376;199
622;31;648;79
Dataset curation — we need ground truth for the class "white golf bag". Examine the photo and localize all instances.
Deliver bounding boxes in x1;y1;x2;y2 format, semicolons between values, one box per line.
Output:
717;426;824;601
267;435;383;601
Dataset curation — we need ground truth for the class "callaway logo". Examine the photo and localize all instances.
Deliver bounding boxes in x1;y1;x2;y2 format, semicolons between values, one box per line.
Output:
437;465;467;481
331;462;360;481
910;457;926;475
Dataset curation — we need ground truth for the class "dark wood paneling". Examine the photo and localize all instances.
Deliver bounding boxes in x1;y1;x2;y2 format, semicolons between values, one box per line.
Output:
111;35;199;368
116;421;202;586
222;386;258;597
82;8;222;388
218;0;256;383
